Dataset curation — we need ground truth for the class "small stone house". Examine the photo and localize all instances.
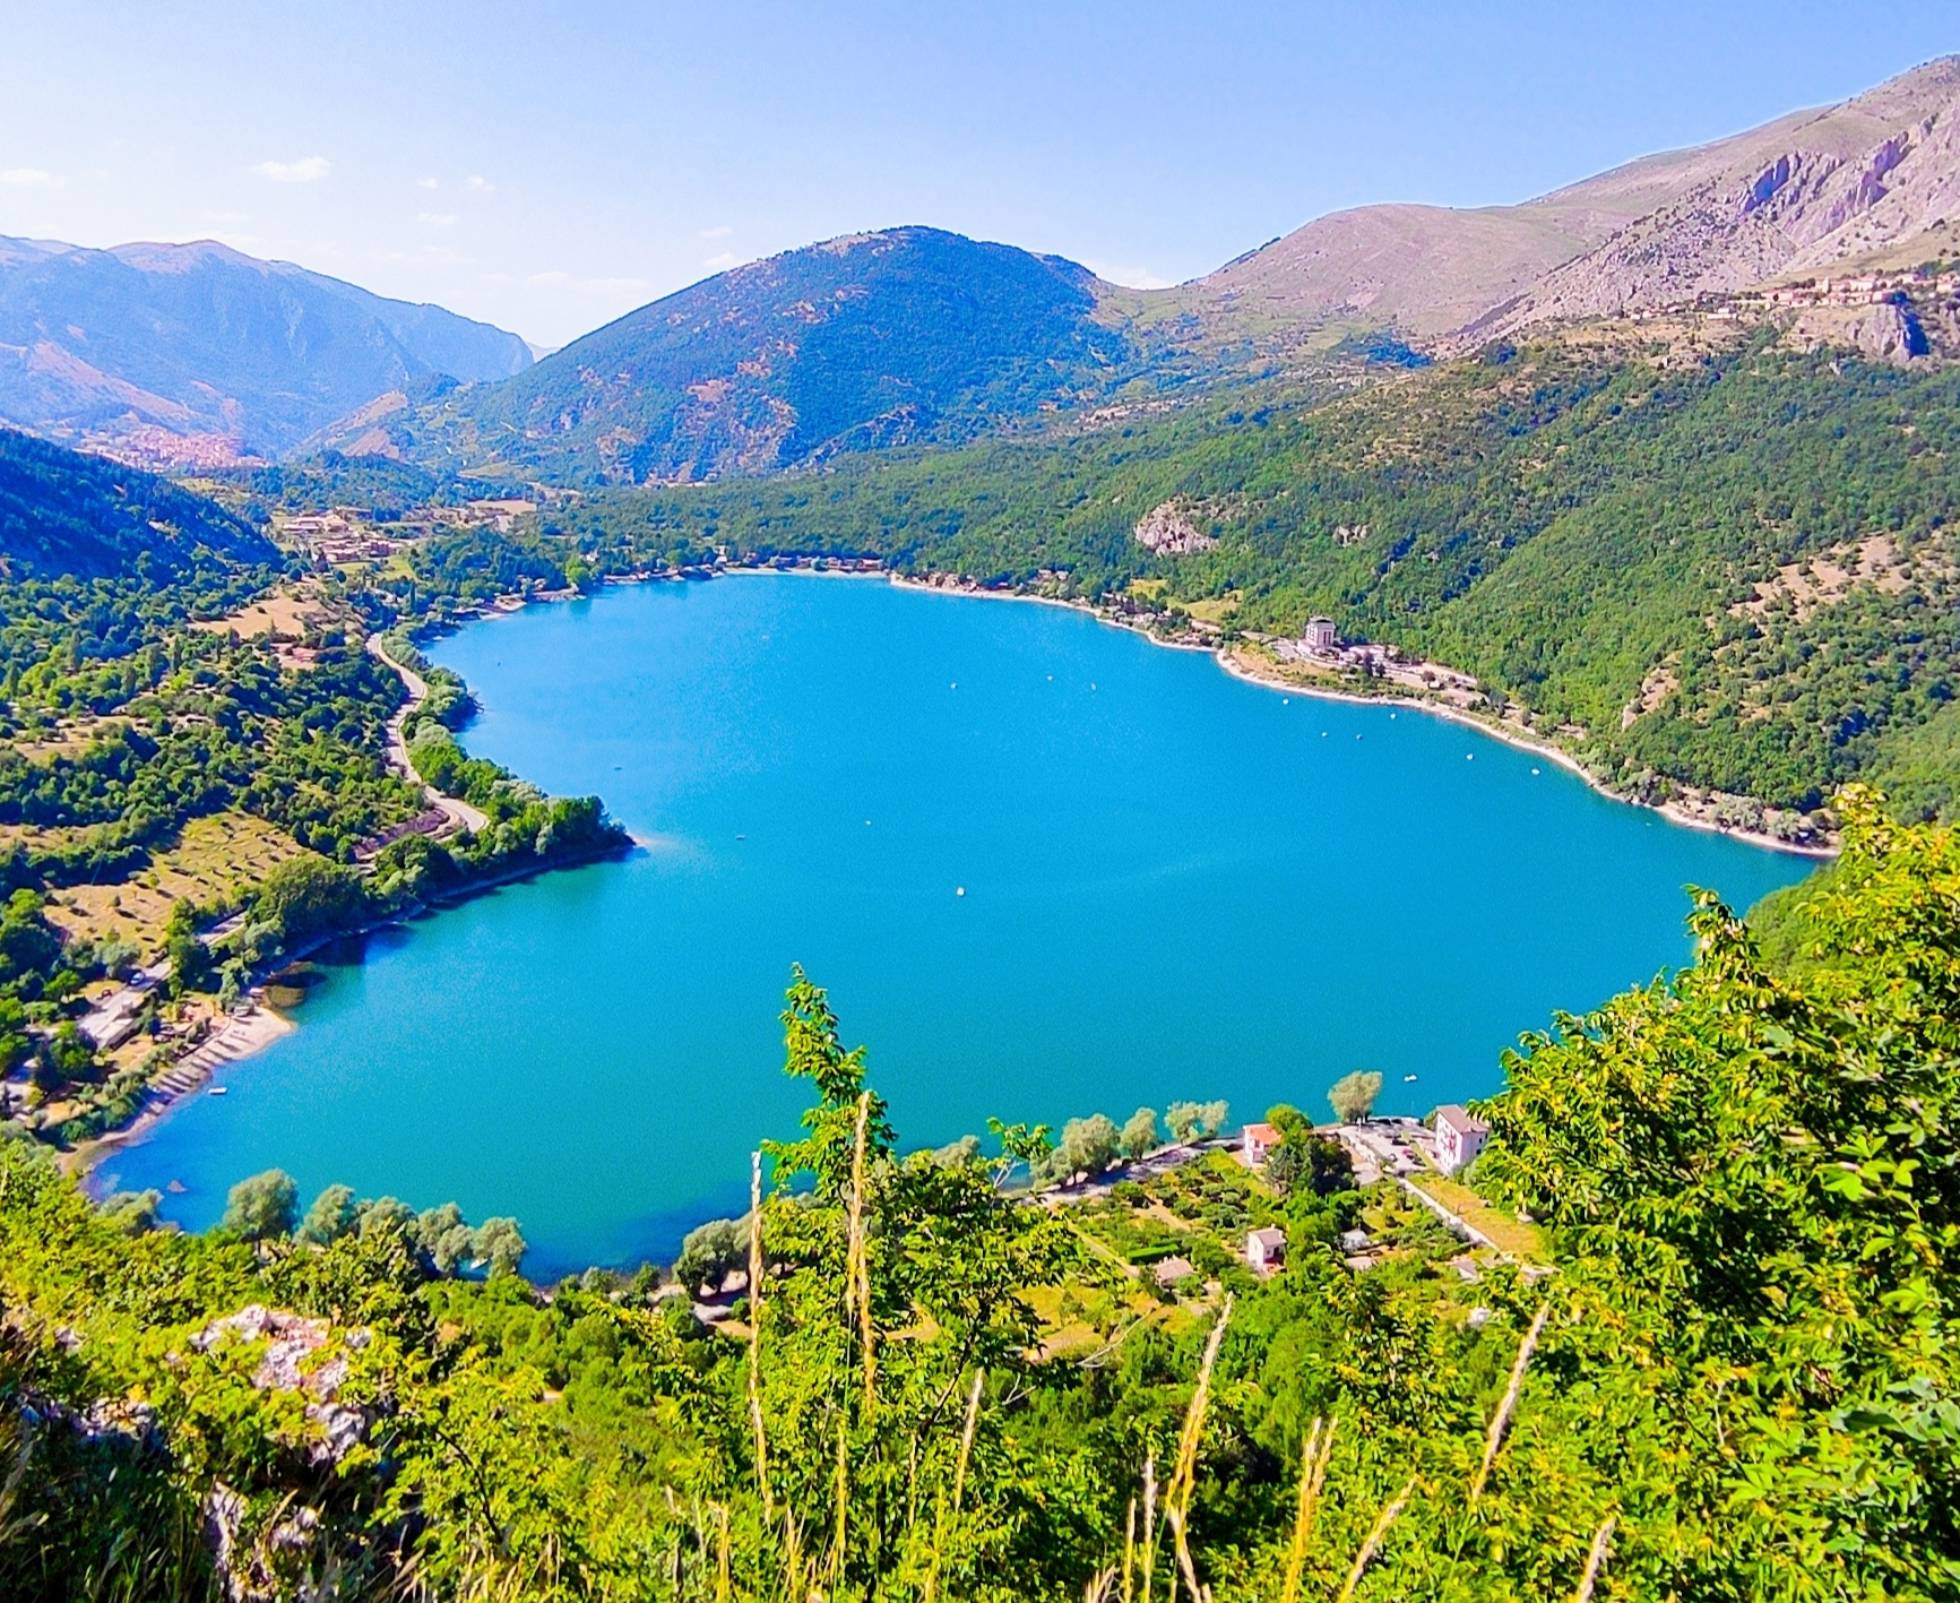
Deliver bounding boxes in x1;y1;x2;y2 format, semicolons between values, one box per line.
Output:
1303;616;1338;653
1153;1255;1196;1290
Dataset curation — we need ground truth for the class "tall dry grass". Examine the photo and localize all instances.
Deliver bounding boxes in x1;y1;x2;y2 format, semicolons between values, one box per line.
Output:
1278;1416;1335;1603
1332;1477;1414;1603
1470;1303;1547;1505
748;1151;773;1518
1159;1295;1231;1603
1571;1514;1615;1603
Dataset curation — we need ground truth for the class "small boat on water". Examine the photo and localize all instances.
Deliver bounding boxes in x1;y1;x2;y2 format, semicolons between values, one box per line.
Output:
1403;1074;1418;1083
208;1085;228;1097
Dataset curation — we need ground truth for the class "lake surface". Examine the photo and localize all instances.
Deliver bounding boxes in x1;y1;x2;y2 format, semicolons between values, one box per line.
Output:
100;575;1813;1276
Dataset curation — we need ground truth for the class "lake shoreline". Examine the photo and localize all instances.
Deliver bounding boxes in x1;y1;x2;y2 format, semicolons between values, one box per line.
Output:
83;566;1817;1270
76;556;1824;1182
434;558;1842;860
857;567;1835;861
70;832;634;1189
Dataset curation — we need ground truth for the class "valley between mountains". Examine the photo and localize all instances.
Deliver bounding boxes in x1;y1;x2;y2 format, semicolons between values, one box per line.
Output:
5;27;1960;1603
4;54;1960;1119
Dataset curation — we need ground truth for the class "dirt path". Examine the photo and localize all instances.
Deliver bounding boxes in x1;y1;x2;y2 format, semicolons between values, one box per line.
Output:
366;636;490;836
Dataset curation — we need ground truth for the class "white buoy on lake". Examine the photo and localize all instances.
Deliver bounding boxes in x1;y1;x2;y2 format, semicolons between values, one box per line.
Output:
955;886;966;897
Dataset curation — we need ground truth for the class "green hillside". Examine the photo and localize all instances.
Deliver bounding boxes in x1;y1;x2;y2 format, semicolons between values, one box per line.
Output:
0;432;620;1091
0;427;275;582
550;332;1960;820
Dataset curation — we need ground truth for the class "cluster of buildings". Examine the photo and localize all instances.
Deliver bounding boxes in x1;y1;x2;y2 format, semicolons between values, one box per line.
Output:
281;509;401;564
1283;616;1410;681
1751;270;1924;310
1221;1100;1491;1280
281;496;546;564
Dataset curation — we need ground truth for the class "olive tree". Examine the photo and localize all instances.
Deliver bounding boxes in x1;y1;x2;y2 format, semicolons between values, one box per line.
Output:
220;1168;297;1241
1328;1071;1384;1124
1119;1106;1159;1160
1165;1099;1229;1144
298;1183;358;1244
473;1216;528;1279
674;1215;748;1294
1042;1113;1121;1186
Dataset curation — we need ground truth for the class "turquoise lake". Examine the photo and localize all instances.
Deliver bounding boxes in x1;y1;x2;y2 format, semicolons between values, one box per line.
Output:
98;575;1814;1277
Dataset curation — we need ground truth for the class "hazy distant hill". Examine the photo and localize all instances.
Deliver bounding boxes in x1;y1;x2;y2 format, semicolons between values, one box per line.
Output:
360;226;1135;484
0;237;531;468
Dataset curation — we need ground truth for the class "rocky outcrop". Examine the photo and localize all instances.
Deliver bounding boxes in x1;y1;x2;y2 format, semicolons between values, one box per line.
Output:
1468;60;1960;341
192;1305;373;1468
1790;298;1931;363
1133;499;1219;555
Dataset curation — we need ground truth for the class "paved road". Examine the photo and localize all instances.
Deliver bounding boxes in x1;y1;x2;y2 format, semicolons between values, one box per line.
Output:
366;636;490;836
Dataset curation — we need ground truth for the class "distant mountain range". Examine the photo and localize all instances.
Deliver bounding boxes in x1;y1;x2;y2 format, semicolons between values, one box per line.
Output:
1174;56;1960;351
4;55;1959;482
0;237;531;468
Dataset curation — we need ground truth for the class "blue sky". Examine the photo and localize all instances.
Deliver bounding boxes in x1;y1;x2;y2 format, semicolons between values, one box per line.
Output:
1;2;1954;346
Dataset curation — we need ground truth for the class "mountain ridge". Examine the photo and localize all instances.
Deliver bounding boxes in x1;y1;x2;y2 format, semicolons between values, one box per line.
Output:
322;224;1139;484
1175;54;1960;351
0;235;533;469
11;56;1960;486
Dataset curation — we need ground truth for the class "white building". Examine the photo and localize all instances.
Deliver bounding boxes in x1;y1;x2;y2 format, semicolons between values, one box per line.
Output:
1303;616;1338;653
1432;1105;1489;1174
1240;1121;1281;1164
1245;1226;1286;1274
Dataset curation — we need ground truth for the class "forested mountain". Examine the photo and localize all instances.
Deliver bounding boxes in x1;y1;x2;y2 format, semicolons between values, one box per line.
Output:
0;425;274;581
306;56;1960;488
328;226;1140;484
0;58;1948;488
0;236;531;467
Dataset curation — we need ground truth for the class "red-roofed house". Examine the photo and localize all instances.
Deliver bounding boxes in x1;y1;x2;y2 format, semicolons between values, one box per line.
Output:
1241;1122;1282;1164
1432;1105;1489;1174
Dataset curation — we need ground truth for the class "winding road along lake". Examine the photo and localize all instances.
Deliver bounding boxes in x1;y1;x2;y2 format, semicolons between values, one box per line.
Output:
101;575;1813;1276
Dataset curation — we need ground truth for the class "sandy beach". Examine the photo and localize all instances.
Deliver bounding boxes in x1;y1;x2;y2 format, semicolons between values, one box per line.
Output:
72;1002;295;1176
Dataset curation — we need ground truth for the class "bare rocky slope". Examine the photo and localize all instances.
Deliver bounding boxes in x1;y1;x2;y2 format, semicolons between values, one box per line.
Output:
1170;55;1960;355
1465;57;1960;338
